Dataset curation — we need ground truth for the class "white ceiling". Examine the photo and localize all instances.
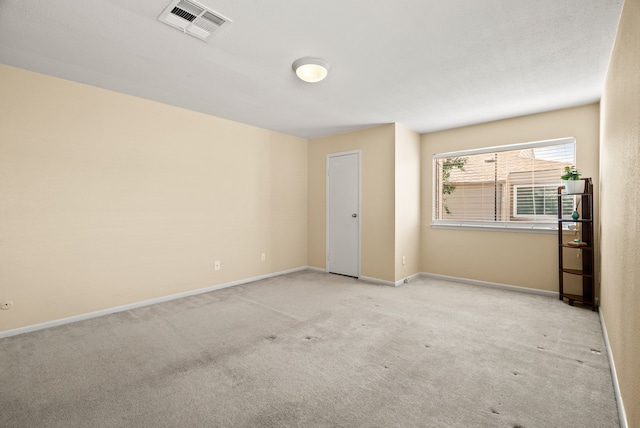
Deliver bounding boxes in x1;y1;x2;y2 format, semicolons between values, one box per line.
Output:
0;0;624;139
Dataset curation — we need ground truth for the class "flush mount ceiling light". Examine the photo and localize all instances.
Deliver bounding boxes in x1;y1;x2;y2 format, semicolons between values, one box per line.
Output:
292;57;330;83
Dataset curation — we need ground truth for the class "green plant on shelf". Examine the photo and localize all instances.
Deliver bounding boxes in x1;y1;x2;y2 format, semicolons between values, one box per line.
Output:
561;165;581;181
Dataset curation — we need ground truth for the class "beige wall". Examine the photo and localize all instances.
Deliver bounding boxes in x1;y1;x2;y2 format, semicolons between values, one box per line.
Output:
0;65;308;332
308;125;396;282
394;124;421;280
600;0;640;425
421;104;600;291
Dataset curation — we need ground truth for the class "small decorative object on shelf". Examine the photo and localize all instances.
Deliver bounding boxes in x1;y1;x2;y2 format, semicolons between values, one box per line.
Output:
571;198;581;220
557;178;596;311
561;165;585;194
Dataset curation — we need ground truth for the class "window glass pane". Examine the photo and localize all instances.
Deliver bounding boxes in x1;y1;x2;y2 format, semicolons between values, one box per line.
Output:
533;187;545;215
544;187;558;215
562;195;575;215
516;187;534;215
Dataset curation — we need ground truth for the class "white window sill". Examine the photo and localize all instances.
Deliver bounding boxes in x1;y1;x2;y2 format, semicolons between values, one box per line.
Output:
431;222;578;235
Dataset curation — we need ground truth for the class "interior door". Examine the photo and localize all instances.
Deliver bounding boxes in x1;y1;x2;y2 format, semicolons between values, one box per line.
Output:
327;152;360;277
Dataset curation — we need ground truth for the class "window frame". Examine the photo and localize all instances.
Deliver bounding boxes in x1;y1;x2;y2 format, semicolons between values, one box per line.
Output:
431;137;576;233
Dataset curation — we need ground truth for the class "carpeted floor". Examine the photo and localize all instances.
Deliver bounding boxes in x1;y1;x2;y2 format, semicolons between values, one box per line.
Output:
0;270;619;427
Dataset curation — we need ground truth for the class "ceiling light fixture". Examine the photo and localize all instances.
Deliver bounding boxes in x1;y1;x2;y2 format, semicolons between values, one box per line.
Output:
292;57;330;83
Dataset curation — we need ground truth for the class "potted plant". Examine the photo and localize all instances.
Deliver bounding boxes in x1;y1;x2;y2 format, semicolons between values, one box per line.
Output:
561;166;585;194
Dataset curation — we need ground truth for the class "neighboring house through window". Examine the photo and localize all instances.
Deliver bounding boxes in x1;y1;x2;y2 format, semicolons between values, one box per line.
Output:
513;185;574;217
432;137;576;231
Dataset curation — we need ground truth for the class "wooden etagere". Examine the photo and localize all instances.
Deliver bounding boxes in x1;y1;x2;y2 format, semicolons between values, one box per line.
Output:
557;178;596;311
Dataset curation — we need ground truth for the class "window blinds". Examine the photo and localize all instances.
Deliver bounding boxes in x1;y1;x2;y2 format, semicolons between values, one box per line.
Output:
433;137;576;230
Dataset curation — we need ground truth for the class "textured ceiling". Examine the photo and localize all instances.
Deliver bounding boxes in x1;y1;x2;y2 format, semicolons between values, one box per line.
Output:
0;0;624;139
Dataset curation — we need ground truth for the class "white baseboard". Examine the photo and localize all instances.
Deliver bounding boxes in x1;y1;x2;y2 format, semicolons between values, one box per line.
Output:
307;265;393;287
359;275;398;287
421;272;559;298
357;273;420;287
0;266;309;339
394;272;423;286
308;267;418;287
599;309;628;428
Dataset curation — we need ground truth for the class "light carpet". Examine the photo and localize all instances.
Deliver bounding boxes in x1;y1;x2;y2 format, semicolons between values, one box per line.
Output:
0;270;619;427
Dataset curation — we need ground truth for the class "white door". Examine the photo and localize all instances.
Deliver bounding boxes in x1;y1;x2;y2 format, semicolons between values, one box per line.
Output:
327;152;360;277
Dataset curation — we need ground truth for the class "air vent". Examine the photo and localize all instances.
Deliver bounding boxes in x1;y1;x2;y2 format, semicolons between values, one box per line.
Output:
158;0;231;41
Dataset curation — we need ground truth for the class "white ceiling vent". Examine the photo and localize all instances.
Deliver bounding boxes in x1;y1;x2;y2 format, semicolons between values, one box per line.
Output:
158;0;231;41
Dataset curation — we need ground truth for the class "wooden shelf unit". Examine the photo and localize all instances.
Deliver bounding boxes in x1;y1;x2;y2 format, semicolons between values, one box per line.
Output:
557;178;596;311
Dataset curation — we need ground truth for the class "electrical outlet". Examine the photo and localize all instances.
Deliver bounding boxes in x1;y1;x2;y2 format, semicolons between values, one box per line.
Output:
0;300;14;310
214;260;221;271
261;253;266;261
402;256;406;265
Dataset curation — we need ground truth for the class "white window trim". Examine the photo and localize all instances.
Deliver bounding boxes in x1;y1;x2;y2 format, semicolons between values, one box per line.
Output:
432;136;575;159
431;220;578;234
432;219;557;234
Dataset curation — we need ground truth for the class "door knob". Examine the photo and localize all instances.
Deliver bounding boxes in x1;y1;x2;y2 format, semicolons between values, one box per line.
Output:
352;213;357;218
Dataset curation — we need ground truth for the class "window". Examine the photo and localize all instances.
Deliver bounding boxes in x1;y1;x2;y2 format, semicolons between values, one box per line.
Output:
433;137;576;231
513;185;574;217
